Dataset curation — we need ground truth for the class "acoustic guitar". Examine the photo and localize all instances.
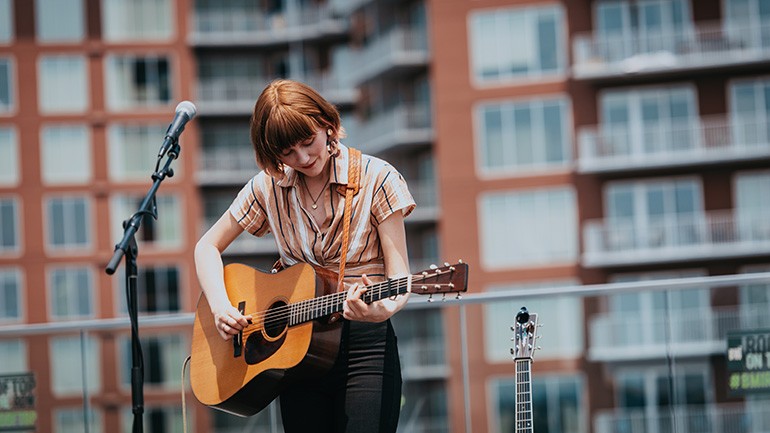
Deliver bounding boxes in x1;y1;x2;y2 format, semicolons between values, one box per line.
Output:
190;261;468;416
510;306;541;433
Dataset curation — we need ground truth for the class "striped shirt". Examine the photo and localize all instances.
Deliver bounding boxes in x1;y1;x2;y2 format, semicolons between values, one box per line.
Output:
229;144;415;282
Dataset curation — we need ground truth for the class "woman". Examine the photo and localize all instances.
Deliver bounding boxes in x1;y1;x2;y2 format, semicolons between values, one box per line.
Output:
194;79;414;433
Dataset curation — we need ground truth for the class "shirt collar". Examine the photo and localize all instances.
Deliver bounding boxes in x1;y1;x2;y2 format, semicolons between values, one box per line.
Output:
276;143;351;189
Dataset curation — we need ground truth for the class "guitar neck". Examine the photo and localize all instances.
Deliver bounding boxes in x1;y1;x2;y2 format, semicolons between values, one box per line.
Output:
287;276;410;326
515;359;534;433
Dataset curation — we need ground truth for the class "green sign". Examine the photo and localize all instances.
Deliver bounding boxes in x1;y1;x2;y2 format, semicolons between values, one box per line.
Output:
0;373;36;432
727;329;770;396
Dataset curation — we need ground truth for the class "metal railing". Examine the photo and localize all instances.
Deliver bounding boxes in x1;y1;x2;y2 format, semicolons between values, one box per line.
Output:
2;271;770;433
349;26;430;84
578;115;770;173
583;210;770;267
356;103;433;155
573;20;770;79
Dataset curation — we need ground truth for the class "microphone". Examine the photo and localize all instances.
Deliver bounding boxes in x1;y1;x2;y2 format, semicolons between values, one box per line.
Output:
158;101;197;159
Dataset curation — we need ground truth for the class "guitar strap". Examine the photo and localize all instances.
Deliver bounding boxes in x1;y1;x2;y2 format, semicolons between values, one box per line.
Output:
335;146;361;292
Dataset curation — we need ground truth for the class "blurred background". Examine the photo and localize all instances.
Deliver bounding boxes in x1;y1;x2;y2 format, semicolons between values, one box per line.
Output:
1;0;770;432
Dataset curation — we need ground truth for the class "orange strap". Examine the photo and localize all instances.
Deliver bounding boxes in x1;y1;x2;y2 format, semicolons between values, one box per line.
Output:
337;147;361;291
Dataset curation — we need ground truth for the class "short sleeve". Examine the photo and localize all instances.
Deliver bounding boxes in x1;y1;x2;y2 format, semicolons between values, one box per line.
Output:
229;177;271;236
370;165;416;225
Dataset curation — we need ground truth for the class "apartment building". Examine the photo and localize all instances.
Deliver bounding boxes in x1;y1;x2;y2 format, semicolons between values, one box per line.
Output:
432;0;770;432
2;0;770;432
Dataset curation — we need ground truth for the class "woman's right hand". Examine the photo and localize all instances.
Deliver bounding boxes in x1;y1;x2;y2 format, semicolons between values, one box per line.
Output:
211;304;252;341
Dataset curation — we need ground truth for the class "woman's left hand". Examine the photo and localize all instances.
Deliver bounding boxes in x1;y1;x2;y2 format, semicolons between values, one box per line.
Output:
343;274;394;323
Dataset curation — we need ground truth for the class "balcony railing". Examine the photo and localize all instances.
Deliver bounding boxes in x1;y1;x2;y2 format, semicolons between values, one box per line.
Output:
349;26;430;84
196;77;268;115
573;20;770;79
595;403;770;433
578;115;770;173
201;219;278;255
399;340;449;380
190;4;347;46
583;209;770;267
197;146;257;185
356;104;433;155
589;306;770;361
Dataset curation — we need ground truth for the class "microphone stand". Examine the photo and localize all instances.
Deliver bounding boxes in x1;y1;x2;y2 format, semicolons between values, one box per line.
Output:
105;141;182;433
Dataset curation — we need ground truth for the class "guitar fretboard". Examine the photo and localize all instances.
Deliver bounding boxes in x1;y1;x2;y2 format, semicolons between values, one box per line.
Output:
286;277;410;326
516;359;533;433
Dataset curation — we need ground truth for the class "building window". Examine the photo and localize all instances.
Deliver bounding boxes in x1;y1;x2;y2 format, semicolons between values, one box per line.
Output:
110;194;183;249
605;177;702;250
595;0;692;61
730;77;770;145
54;408;102;433
599;85;698;158
121;406;184;433
117;265;180;314
102;0;174;41
608;270;709;347
740;265;770;329
0;127;18;185
726;0;770;48
612;365;711;431
107;123;170;181
50;335;101;395
491;374;584;433
479;187;577;269
120;334;185;390
35;0;84;42
48;266;94;320
735;170;770;243
0;197;19;254
0;339;27;374
0;58;13;113
38;56;89;113
476;96;571;175
46;196;91;250
40;125;92;184
0;0;12;43
106;55;171;110
484;280;582;361
0;268;22;322
469;5;565;84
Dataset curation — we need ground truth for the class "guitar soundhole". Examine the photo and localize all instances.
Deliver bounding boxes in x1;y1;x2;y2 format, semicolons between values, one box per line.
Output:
264;300;288;339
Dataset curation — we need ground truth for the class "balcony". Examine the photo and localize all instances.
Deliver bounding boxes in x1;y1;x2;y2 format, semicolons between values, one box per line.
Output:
399;340;449;381
353;104;433;155
578;115;770;173
190;4;348;47
197;146;256;185
583;210;770;267
349;26;430;85
201;219;278;256
589;307;770;362
407;179;439;223
595;403;770;433
329;0;372;15
573;20;770;80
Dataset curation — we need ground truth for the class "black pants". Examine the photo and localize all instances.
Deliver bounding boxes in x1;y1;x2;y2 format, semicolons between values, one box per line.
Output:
279;319;402;433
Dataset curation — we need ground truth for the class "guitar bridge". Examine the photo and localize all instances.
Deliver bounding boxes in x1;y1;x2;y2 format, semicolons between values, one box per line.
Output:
234;301;245;358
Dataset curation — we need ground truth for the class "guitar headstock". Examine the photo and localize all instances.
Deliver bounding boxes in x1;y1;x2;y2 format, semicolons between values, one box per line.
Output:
411;261;469;301
511;307;541;360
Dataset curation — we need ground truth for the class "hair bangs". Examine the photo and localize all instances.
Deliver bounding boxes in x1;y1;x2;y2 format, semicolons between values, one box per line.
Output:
262;104;319;157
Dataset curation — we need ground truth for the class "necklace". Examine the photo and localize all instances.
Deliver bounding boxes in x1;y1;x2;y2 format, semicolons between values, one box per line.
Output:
301;175;329;210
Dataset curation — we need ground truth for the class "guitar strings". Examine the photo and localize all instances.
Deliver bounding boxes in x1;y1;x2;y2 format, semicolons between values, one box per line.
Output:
237;271;457;339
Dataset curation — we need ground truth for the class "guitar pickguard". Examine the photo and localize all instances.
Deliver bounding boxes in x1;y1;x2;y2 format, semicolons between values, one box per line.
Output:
244;329;286;365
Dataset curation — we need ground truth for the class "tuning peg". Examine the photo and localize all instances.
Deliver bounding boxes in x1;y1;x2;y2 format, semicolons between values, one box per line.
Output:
429;264;438;270
458;259;464;264
444;262;450;267
455;293;462;300
427;294;434;303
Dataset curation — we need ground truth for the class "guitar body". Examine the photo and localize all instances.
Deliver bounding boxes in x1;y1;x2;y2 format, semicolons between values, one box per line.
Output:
190;263;342;416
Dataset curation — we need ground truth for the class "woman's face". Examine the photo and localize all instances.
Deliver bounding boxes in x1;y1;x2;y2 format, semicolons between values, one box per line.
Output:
278;127;331;179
